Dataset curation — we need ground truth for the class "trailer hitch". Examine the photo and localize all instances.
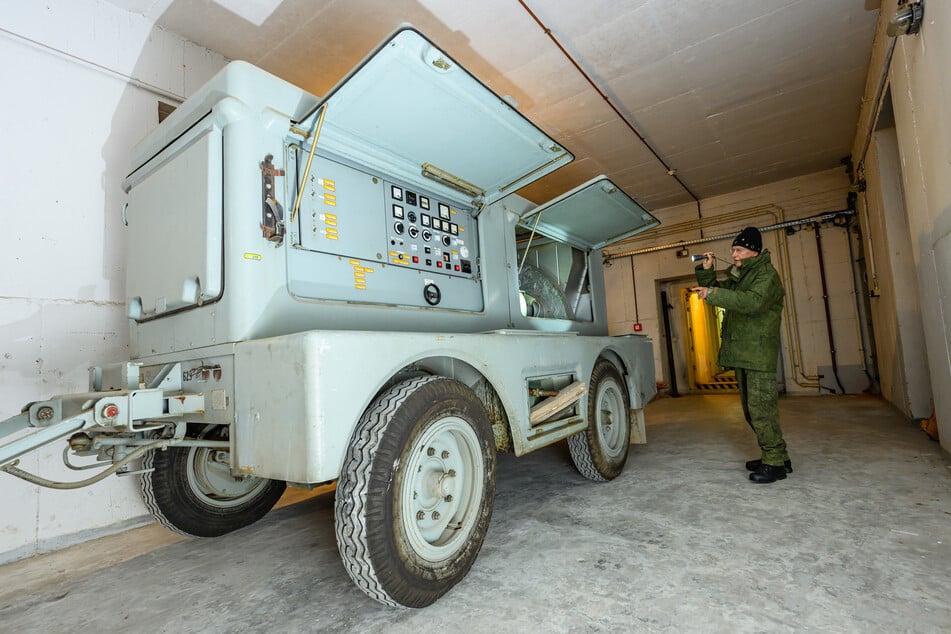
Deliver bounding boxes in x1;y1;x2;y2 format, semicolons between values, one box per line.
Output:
0;362;211;489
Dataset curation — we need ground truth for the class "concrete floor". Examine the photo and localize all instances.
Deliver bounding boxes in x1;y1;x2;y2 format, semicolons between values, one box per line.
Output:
1;394;950;632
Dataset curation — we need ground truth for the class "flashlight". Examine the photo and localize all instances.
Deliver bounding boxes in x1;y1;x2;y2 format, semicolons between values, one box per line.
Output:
691;254;708;262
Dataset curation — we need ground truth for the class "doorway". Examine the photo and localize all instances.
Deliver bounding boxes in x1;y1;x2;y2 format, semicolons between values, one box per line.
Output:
658;276;737;394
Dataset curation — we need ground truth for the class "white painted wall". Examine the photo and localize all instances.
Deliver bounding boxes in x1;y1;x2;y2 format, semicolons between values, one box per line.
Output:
0;0;226;564
604;168;863;396
851;1;949;446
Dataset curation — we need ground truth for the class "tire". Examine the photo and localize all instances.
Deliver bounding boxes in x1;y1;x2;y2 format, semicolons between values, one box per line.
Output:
141;426;286;537
568;359;631;481
335;376;496;607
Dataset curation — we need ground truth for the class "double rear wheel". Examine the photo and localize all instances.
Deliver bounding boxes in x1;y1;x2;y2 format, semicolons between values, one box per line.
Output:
141;426;286;537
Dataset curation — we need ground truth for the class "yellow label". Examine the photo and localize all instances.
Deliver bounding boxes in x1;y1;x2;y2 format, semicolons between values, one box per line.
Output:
321;178;336;191
243;252;262;261
326;234;338;240
326;213;338;221
351;260;374;289
326;227;338;236
324;199;337;206
324;193;337;202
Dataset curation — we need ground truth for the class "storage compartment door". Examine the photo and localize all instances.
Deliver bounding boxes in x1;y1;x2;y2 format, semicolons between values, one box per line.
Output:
125;124;223;320
295;27;573;208
518;176;660;250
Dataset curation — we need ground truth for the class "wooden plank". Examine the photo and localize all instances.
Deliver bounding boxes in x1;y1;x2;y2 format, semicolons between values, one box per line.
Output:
529;380;587;425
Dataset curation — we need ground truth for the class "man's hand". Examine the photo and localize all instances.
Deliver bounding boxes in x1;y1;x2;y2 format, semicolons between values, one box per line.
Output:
691;286;711;300
700;252;714;269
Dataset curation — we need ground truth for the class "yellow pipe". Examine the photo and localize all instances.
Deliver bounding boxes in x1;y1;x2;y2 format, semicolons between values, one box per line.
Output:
291;104;328;224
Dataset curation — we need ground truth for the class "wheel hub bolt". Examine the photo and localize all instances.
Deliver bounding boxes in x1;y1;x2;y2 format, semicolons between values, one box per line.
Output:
447;469;456;477
427;447;435;456
432;511;440;520
416;511;425;520
441;450;449;459
444;495;453;503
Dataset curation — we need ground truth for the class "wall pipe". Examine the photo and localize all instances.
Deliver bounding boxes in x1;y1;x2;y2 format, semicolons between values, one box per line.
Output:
813;223;846;394
606;208;856;389
603;204;815;379
851;34;898;298
607;204;782;251
845;217;880;390
629;256;640;324
0;26;186;105
776;220;821;387
607;204;823;386
603;210;853;260
660;290;680;397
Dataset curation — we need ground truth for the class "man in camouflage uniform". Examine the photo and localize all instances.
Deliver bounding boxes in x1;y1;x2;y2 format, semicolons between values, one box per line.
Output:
691;226;791;483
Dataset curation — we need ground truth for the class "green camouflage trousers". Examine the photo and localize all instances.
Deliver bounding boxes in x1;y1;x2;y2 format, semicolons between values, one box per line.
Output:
735;368;789;466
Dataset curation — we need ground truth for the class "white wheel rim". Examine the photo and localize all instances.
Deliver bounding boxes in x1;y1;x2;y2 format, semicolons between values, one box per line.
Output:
595;378;626;459
400;416;484;563
186;447;269;508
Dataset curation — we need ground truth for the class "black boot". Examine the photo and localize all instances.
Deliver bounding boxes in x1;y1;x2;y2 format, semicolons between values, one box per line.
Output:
745;458;792;473
749;463;788;483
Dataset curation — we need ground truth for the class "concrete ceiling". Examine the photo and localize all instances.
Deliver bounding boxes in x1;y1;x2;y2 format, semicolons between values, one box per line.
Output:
105;0;879;211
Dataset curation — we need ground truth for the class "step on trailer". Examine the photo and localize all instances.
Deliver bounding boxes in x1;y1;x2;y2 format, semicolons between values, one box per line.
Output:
0;26;658;607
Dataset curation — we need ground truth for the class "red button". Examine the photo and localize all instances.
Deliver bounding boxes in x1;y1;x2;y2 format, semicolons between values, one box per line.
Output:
412;256;419;263
437;261;443;268
454;265;460;271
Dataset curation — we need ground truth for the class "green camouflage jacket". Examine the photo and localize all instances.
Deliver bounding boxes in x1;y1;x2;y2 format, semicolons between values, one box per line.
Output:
695;250;785;372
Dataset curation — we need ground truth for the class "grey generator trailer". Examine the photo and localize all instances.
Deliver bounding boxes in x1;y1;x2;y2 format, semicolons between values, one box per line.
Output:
0;27;659;607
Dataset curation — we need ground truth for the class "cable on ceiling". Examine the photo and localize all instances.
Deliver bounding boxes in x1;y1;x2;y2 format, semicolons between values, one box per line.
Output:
516;0;704;233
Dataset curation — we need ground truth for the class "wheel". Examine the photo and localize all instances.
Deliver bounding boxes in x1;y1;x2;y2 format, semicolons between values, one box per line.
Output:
141;426;286;537
335;376;496;607
568;359;631;481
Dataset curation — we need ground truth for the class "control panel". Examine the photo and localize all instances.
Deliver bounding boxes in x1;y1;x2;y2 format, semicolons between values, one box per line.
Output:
385;181;475;277
286;148;483;312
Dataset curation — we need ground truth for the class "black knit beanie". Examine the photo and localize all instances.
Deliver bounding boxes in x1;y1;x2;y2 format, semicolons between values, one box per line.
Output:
732;226;762;253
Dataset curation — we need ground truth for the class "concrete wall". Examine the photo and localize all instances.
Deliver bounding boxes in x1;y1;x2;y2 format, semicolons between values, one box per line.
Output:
604;168;863;396
0;0;226;564
850;1;947;445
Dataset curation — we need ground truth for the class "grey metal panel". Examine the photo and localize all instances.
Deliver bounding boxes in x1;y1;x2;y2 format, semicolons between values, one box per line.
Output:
232;329;655;483
520;175;660;250
298;27;572;207
287;148;484;311
125;122;223;319
123;61;319;179
296;153;386;258
286;248;484;312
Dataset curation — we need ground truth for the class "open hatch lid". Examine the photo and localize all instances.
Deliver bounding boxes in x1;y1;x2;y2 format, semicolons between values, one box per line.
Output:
293;26;573;208
519;176;660;250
